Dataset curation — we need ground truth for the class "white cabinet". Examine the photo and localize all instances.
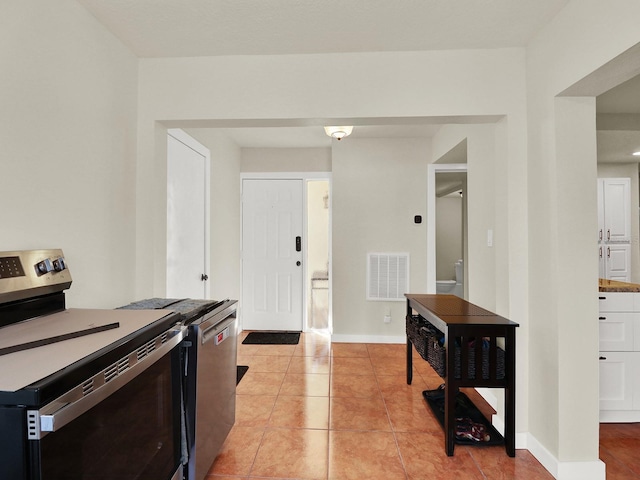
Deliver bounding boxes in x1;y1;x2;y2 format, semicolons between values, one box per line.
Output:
597;178;631;282
599;352;634;411
599;244;631;281
598;178;631;244
599;312;634;351
599;292;640;421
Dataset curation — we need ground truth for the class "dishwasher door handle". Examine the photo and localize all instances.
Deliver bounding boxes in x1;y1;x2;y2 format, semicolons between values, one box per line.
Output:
201;314;236;345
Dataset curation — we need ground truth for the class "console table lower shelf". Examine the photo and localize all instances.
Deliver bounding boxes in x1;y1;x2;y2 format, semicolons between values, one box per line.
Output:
422;387;504;446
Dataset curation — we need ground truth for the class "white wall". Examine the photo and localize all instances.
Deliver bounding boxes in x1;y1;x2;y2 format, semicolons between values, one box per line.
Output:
526;1;640;476
0;0;138;308
332;138;429;339
185;129;242;301
242;148;331;172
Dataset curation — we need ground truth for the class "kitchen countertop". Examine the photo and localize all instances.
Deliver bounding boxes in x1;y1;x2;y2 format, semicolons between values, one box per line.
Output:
599;278;640;292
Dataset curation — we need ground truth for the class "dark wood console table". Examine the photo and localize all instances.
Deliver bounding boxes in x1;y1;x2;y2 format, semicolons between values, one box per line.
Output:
405;294;519;456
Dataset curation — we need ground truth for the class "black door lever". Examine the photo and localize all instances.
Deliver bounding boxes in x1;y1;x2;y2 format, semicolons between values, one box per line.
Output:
295;236;301;252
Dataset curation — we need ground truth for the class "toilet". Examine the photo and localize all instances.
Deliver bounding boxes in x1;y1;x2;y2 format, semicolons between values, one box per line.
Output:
436;259;463;298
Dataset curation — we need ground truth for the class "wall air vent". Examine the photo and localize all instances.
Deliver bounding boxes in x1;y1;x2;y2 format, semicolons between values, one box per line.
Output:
366;253;410;301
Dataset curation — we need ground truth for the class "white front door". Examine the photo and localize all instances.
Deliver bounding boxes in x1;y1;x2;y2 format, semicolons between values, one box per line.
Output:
166;129;209;299
242;179;303;331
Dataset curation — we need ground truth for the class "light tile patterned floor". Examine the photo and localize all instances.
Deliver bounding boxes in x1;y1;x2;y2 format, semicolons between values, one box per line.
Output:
206;331;637;479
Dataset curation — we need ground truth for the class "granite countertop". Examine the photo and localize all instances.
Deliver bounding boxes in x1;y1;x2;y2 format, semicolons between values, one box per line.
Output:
599;278;640;292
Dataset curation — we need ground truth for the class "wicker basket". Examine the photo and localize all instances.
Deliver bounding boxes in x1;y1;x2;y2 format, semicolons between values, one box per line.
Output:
405;315;429;360
407;316;505;380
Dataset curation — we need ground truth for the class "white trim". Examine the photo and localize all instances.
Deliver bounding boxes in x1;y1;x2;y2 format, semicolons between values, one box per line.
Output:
427;163;467;293
241;172;331;180
523;432;605;480
331;334;405;344
599;409;640;422
166;128;211;299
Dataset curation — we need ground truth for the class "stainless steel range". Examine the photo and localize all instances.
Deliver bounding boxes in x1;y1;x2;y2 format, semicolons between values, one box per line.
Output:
0;249;186;480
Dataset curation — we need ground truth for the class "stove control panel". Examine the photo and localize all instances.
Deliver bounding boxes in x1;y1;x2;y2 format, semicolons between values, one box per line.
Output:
0;249;72;303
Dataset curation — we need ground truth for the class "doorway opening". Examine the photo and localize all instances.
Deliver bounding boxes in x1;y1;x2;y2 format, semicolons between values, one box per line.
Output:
435;173;467;299
240;173;332;333
427;162;468;296
306;180;331;331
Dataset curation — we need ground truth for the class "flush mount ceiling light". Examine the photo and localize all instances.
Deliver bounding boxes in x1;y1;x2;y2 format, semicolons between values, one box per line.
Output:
324;126;353;140
633;151;640;156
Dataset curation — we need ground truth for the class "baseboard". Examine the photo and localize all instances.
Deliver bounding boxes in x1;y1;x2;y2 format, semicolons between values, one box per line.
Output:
330;333;405;344
524;432;605;480
599;409;640;422
464;391;604;480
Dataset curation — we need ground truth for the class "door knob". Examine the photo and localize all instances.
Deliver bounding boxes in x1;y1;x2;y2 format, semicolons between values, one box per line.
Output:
296;261;301;266
201;273;209;281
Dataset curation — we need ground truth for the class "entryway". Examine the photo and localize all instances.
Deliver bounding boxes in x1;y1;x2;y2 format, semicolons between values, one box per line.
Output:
241;175;331;332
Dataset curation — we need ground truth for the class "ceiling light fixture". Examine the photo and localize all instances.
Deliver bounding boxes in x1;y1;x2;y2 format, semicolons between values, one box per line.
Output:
324;126;353;140
633;151;640;156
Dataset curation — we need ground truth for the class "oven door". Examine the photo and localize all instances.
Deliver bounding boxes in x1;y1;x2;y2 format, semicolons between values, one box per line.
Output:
27;326;185;480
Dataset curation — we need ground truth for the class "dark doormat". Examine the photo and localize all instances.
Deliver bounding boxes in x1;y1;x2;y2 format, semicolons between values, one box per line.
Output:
423;387;504;446
242;332;300;345
236;365;249;385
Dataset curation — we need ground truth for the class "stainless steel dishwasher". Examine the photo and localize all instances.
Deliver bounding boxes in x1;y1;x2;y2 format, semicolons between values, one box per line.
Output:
182;300;237;480
118;298;238;480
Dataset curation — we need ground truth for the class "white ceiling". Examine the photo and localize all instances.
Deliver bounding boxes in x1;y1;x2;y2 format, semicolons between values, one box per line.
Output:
76;0;640;155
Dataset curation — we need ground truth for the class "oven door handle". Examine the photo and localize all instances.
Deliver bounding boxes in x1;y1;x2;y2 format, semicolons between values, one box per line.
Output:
29;325;186;439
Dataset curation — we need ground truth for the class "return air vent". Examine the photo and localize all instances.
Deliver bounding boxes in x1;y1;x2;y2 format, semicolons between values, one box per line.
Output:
367;253;410;301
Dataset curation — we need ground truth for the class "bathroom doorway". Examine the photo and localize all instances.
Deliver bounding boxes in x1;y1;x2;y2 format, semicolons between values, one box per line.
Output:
435;178;466;298
427;163;468;297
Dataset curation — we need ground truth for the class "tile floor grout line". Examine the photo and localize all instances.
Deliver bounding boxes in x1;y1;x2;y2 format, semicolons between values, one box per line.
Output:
372;351;410;480
244;425;268;480
464;446;490;479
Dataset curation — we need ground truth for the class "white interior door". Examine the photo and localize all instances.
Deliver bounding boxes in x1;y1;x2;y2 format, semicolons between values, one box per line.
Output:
242;179;303;331
167;129;209;299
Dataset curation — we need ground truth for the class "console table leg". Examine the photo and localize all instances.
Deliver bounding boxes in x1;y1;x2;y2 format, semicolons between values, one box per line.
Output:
406;338;413;385
505;385;516;457
505;328;516;457
444;384;457;456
